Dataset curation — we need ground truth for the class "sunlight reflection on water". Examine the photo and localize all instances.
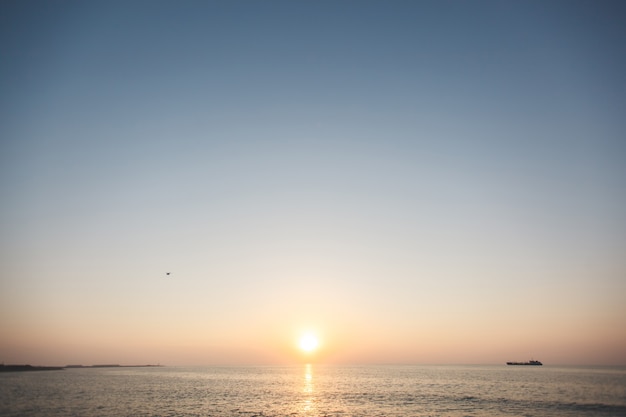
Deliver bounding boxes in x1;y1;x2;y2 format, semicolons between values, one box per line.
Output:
301;363;315;414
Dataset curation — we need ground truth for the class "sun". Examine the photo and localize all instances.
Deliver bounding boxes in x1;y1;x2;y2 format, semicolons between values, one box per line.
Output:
299;333;319;353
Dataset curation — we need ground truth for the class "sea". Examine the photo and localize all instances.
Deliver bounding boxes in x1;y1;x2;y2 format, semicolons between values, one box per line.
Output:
1;365;625;416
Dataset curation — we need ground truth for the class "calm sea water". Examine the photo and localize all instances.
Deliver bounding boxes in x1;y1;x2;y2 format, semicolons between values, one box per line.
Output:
1;365;625;416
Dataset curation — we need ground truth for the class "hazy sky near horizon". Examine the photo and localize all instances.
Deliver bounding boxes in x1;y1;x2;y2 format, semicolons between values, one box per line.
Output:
1;0;625;366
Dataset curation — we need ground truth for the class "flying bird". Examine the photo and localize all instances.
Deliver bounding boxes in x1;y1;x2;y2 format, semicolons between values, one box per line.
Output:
166;272;171;276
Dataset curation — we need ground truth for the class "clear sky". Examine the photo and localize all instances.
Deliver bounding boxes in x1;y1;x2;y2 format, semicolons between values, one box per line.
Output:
1;0;625;366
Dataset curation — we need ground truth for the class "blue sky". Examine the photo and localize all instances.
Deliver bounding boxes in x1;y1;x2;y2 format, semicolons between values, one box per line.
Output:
1;1;625;365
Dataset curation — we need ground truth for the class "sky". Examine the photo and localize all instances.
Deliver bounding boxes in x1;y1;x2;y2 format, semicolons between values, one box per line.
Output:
1;0;625;366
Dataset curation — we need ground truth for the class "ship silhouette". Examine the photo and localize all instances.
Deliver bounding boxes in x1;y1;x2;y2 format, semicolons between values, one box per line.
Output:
506;359;542;366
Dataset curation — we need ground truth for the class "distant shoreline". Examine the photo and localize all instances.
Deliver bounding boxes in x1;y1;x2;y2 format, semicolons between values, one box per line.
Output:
1;365;64;372
64;364;163;369
1;364;162;372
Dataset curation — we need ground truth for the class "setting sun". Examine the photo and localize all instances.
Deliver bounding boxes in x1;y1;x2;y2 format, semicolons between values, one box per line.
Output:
299;333;319;353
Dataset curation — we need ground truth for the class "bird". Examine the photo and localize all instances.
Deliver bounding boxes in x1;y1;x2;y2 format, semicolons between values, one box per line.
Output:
166;272;171;276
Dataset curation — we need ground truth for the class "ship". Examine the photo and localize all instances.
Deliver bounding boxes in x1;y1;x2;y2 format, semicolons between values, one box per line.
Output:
506;360;542;366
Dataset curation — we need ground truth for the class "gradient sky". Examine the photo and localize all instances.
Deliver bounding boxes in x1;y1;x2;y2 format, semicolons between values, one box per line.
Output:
1;0;625;366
